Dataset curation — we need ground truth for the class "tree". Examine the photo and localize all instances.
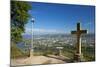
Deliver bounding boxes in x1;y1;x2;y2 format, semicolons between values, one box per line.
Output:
11;1;32;43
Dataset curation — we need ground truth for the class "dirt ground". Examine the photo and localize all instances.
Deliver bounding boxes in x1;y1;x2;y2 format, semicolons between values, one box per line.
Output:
11;55;67;66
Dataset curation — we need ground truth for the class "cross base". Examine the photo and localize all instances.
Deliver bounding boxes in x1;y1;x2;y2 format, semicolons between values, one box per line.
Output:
74;53;83;62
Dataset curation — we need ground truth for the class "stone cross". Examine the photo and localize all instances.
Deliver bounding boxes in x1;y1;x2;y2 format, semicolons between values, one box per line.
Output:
71;22;87;61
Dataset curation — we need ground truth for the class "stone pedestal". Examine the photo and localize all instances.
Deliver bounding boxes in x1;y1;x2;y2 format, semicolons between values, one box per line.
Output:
56;47;63;56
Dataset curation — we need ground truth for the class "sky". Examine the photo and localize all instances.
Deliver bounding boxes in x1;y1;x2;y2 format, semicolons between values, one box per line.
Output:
24;2;95;35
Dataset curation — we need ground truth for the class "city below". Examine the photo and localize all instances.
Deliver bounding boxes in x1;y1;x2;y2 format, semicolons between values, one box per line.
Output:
17;33;95;53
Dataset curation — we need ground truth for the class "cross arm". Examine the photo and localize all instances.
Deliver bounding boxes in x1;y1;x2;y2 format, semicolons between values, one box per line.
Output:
80;30;87;34
71;31;77;34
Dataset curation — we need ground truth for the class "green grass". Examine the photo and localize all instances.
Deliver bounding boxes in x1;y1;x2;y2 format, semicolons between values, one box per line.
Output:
61;45;95;62
82;46;95;61
11;44;27;58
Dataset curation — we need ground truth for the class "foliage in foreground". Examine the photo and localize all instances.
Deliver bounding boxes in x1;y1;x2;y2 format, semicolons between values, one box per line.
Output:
11;1;32;43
